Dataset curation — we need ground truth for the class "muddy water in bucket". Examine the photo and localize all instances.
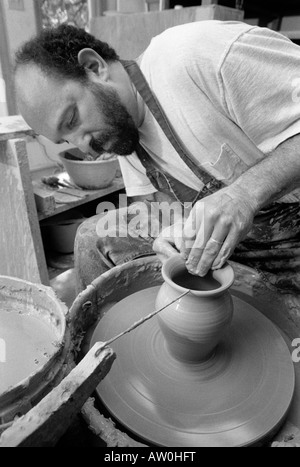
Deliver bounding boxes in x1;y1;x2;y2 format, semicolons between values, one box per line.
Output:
0;276;70;428
0;310;57;393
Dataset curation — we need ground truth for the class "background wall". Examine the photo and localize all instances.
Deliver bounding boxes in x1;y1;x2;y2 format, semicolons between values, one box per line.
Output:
0;1;71;172
0;0;40;116
4;0;38;53
25;136;74;173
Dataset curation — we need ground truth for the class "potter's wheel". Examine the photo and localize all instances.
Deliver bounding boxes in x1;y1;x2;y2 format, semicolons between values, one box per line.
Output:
91;287;295;447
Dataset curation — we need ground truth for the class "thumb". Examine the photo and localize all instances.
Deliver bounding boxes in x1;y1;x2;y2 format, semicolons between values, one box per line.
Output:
153;236;179;258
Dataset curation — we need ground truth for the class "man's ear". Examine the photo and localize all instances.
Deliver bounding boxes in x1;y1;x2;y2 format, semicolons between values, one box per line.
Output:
77;48;109;80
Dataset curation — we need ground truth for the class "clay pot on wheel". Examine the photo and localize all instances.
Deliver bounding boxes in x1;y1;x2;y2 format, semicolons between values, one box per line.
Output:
156;255;235;363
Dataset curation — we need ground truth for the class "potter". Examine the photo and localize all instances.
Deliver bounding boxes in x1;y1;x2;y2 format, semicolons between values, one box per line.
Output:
156;255;235;362
14;24;300;298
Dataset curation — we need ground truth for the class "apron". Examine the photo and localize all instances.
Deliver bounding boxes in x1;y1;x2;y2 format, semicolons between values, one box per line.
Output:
122;59;224;206
121;60;300;294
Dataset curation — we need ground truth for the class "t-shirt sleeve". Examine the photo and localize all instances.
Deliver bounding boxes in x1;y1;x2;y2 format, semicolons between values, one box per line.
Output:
118;153;157;197
220;27;300;153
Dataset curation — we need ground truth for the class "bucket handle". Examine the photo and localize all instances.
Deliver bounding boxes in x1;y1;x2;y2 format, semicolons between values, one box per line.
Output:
0;343;115;447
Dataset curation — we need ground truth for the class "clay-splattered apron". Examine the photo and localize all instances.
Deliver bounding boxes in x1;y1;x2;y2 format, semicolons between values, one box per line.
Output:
122;60;300;294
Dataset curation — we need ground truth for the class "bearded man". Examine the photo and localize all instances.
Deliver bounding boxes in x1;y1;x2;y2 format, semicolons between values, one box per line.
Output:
14;22;300;296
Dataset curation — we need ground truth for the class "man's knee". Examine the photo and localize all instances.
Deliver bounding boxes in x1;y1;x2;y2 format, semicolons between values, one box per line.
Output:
74;211;155;293
74;214;110;293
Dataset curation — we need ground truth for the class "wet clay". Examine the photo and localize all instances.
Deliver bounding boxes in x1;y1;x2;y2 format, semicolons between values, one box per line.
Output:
172;269;221;291
0;309;57;394
77;257;300;446
92;287;294;447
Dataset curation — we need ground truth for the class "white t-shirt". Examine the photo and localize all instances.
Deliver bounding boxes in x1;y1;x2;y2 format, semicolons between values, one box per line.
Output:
118;20;300;197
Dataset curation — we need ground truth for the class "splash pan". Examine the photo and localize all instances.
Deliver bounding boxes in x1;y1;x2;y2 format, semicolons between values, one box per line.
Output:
91;287;295;447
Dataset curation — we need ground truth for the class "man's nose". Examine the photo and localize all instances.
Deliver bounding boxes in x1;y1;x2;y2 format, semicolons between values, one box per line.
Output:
70;133;91;154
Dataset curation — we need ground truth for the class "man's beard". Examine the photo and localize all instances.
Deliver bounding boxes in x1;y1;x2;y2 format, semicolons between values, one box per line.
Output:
89;82;139;156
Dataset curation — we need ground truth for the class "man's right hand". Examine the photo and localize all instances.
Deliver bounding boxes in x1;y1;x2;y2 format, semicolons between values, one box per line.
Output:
153;221;184;264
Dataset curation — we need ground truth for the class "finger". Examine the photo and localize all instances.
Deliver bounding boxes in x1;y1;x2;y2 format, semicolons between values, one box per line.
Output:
156;252;172;264
171;221;185;252
187;224;228;276
181;201;211;262
181;201;204;260
211;230;240;270
158;222;184;253
153;237;180;259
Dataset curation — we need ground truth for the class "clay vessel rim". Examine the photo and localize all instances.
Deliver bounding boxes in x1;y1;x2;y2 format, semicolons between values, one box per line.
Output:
162;255;235;296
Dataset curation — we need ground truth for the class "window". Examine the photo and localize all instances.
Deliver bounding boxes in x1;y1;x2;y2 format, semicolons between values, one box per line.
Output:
40;0;88;29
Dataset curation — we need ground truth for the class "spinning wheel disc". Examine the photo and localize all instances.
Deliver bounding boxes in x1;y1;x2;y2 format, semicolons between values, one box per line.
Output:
91;287;295;447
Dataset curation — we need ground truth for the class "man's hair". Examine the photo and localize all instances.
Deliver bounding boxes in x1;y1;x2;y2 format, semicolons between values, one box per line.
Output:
15;24;119;81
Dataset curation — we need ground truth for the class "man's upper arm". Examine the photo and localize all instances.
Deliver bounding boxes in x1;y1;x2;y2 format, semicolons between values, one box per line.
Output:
221;27;300;154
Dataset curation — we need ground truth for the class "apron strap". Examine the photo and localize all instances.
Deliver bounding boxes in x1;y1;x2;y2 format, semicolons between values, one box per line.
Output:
121;59;225;195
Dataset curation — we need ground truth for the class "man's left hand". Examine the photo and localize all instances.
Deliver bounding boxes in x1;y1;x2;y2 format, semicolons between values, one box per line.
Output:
181;185;257;276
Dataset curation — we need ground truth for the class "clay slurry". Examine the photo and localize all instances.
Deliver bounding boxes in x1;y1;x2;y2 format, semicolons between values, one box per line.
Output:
0;310;57;394
172;269;221;291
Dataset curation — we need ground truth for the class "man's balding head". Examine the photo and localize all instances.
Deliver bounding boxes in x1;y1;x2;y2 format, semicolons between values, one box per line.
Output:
14;25;140;156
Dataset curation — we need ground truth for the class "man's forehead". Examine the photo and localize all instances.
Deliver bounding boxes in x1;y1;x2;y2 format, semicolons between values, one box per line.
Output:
16;64;56;103
15;65;81;139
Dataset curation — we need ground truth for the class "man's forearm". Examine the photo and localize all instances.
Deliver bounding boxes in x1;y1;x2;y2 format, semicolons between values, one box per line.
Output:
232;134;300;211
154;134;300;275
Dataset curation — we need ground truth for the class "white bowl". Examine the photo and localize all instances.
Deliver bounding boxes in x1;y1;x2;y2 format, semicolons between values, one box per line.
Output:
59;149;118;190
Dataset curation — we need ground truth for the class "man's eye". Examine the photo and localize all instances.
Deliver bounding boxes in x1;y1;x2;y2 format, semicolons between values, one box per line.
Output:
67;112;77;130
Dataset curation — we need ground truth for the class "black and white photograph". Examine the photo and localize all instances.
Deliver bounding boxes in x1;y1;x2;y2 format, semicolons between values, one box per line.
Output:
1;0;300;450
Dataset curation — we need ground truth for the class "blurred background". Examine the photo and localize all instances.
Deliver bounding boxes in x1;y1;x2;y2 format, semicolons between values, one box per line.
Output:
2;0;300;119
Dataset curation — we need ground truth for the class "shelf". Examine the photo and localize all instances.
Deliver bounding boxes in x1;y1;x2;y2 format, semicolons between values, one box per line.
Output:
35;176;125;221
0;115;35;141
